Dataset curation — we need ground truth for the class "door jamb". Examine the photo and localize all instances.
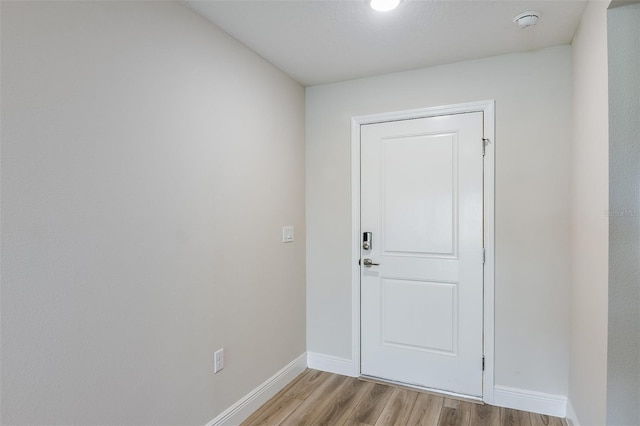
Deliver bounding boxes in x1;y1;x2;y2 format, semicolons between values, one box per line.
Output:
350;100;495;403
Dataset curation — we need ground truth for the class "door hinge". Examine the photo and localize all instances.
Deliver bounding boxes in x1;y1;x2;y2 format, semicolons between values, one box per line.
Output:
482;356;485;371
482;138;489;157
482;248;486;264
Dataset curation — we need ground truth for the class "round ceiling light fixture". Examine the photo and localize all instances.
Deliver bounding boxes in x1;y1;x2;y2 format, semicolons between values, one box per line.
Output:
370;0;400;12
513;11;540;28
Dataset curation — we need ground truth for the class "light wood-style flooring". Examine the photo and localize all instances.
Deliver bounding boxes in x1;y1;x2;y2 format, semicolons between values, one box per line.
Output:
241;369;567;426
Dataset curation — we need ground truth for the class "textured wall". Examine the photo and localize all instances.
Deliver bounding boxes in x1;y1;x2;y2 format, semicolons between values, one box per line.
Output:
306;46;572;396
607;3;640;425
568;1;610;425
1;2;305;424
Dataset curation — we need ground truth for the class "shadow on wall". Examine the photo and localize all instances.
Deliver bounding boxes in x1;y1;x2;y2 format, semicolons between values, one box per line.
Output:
607;2;640;426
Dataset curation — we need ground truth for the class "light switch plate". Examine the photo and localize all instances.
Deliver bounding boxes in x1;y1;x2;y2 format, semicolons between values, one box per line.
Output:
282;226;294;243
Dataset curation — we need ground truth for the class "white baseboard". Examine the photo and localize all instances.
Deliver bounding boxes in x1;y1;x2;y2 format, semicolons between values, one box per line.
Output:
566;399;580;426
205;352;570;425
307;352;358;377
493;385;567;418
206;353;307;426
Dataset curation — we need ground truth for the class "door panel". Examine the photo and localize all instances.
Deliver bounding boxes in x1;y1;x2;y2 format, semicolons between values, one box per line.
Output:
382;279;457;354
360;112;484;397
383;133;456;255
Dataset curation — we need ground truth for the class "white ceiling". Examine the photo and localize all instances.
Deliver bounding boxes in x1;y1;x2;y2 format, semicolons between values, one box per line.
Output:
184;0;587;86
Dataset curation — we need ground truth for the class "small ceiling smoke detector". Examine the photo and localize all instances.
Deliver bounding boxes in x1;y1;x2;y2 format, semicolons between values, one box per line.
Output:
370;0;400;12
513;11;540;28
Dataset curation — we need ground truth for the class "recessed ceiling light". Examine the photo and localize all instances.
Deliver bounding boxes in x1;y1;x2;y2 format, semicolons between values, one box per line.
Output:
370;0;400;12
513;11;540;28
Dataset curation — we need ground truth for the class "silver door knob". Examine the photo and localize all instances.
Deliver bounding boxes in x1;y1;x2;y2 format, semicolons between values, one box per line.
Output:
362;258;380;267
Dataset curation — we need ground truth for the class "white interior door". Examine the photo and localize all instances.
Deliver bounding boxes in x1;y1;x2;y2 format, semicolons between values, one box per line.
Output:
360;112;484;397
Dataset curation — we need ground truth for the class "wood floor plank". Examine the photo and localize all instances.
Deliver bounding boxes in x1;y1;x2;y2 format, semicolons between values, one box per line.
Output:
283;368;328;400
257;368;310;405
437;406;470;426
530;413;565;426
240;370;310;426
470;404;501;426
242;370;568;426
240;395;303;426
346;382;395;425
406;392;444;425
443;398;474;411
310;377;370;425
374;387;419;426
501;407;533;426
280;373;350;425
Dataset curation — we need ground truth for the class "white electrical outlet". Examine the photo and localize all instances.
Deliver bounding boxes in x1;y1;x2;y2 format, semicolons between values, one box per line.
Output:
214;348;224;373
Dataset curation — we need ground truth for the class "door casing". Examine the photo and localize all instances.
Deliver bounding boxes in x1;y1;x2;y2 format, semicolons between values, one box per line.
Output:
350;100;495;404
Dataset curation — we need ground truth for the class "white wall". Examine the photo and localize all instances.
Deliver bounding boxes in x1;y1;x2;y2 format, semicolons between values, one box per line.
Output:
1;2;305;424
568;2;610;425
607;3;640;425
306;46;572;396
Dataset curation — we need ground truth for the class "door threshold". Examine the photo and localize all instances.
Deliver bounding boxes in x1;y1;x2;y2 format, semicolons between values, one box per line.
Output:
359;375;483;405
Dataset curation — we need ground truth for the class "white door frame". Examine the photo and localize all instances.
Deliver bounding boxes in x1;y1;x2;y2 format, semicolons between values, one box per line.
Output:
350;100;495;404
